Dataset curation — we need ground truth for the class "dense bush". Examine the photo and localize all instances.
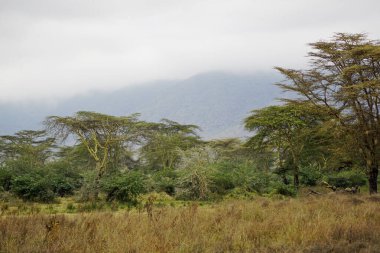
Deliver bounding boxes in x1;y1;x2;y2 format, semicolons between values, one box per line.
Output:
0;168;12;191
11;170;55;202
176;160;296;199
150;169;178;196
326;170;367;188
176;165;213;200
46;161;83;197
175;146;217;200
300;164;322;186
247;172;280;194
3;157;38;173
211;162;240;194
272;183;297;196
2;160;83;202
101;171;147;203
0;159;36;192
212;162;282;195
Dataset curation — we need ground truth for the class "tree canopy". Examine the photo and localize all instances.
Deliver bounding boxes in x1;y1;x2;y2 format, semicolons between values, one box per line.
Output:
275;33;380;193
45;111;146;199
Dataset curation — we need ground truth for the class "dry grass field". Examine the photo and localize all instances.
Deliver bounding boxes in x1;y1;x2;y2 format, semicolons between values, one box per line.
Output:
1;194;380;253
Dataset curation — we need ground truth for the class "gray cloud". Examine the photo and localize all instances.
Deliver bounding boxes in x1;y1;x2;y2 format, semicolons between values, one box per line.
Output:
1;0;379;102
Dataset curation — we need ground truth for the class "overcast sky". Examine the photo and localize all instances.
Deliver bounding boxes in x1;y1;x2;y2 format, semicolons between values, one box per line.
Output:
1;0;379;103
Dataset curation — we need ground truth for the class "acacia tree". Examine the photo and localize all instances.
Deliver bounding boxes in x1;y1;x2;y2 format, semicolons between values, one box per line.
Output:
140;119;201;170
276;33;380;193
0;130;55;166
245;103;323;188
45;111;145;199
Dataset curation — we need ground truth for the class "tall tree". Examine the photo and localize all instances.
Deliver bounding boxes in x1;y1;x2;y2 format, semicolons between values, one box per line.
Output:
276;33;380;193
140;119;201;170
245;103;323;188
45;111;145;199
0;130;55;166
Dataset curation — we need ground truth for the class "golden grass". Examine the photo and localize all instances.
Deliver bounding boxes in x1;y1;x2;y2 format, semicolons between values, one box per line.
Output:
1;195;380;253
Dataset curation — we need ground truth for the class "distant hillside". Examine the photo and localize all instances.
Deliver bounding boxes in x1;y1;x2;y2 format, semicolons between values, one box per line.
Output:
0;72;282;139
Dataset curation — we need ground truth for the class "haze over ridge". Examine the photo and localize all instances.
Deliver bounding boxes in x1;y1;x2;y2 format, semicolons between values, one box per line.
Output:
0;71;281;139
1;0;379;102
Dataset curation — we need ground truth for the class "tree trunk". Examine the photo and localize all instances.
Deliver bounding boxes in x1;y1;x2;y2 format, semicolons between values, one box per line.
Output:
293;171;299;188
369;166;378;194
364;148;378;194
290;150;300;189
92;174;101;201
91;162;103;201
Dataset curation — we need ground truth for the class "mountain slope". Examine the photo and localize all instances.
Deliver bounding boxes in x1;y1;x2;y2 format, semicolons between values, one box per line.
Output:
0;72;281;139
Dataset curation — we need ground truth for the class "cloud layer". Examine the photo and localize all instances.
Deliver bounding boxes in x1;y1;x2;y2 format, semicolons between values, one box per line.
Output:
1;0;379;102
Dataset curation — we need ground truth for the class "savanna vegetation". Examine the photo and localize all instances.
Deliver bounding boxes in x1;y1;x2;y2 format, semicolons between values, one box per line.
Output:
1;33;380;252
1;195;380;253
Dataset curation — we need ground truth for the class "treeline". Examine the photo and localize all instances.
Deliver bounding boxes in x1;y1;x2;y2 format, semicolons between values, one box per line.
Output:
0;116;300;203
0;32;379;203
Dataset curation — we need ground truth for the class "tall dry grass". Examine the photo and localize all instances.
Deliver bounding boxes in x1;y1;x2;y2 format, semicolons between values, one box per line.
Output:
1;195;380;252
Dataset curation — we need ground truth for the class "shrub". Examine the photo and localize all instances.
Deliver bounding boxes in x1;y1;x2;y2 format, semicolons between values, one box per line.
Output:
247;172;280;194
300;164;322;186
327;170;367;188
11;171;55;202
1;159;83;201
272;183;297;197
213;162;287;195
151;169;178;196
46;161;83;197
176;146;217;200
223;187;257;200
210;163;237;194
210;161;266;195
0;158;36;191
176;165;214;200
101;171;146;204
77;171;97;201
0;168;12;191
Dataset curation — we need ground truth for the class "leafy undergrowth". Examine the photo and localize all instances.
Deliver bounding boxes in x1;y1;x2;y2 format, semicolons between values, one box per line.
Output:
1;195;380;252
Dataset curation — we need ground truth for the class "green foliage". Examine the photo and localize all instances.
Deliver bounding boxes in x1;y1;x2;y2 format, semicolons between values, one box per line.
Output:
175;146;218;200
211;161;294;196
210;163;237;194
223;187;257;200
3;157;37;174
326;170;367;188
0;130;55;166
2;159;82;202
141;119;201;170
300;164;323;186
276;33;380;193
46;161;83;197
248;172;280;194
45;111;148;199
271;183;297;197
0;168;12;191
11;170;55;202
211;161;269;194
176;165;213;200
245;103;326;188
101;171;147;204
150;169;178;195
0;159;43;195
77;170;97;201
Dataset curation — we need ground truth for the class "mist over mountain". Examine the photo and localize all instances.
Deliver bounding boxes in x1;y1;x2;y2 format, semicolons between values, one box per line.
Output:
0;71;282;139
